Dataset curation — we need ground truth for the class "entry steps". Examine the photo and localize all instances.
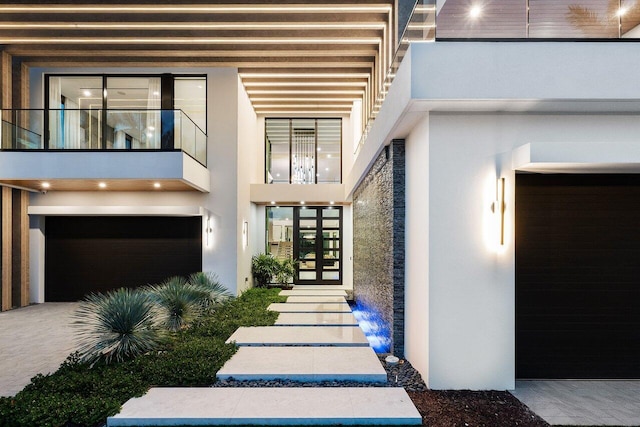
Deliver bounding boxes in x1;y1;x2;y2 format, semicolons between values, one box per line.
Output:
286;296;347;303
217;346;387;382
280;289;347;296
226;325;369;346
107;387;421;426
274;312;359;326
268;302;352;313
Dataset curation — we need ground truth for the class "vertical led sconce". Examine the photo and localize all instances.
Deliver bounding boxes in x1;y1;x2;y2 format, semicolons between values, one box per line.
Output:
491;177;506;246
242;221;249;249
206;216;214;248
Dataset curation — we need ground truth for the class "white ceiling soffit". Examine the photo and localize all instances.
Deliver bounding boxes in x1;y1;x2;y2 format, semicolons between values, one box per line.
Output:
513;142;640;174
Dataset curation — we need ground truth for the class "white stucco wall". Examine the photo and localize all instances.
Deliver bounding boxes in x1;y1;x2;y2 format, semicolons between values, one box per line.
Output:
404;113;430;384
237;76;260;293
405;112;640;390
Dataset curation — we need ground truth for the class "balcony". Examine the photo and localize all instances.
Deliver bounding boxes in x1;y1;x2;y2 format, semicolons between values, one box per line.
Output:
0;109;209;192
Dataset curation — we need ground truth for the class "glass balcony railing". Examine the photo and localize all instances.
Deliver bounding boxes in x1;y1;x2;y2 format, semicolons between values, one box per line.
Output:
0;109;207;166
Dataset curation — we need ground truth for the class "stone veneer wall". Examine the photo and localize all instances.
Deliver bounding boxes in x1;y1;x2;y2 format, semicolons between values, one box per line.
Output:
353;139;405;355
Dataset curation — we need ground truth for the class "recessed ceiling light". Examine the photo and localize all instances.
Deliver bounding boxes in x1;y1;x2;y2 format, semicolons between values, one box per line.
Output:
325;167;329;171
327;154;332;158
617;7;628;16
330;201;335;205
197;85;203;89
270;201;275;205
153;182;161;188
300;201;305;205
41;182;50;189
469;5;482;18
82;90;91;97
276;173;280;177
317;147;322;151
153;91;160;96
98;182;107;189
148;126;155;131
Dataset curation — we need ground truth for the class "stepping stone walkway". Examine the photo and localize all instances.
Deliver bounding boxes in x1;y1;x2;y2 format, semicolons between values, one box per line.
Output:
274;312;359;326
268;302;352;313
107;286;421;426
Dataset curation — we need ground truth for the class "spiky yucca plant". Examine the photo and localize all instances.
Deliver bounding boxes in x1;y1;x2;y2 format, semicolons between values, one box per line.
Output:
73;288;165;365
188;271;233;311
147;276;204;332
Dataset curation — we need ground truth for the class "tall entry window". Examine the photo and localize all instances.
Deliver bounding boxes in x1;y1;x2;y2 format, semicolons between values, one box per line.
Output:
267;206;342;284
265;118;342;184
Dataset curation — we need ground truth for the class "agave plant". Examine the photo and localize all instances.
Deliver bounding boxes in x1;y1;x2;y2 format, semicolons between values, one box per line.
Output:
73;287;165;365
188;271;233;311
146;276;204;332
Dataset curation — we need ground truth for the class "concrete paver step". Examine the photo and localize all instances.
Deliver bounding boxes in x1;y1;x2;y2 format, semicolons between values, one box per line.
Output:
280;289;347;297
268;302;351;313
292;285;349;290
286;296;347;303
107;387;421;426
217;347;387;382
275;312;359;326
226;326;369;346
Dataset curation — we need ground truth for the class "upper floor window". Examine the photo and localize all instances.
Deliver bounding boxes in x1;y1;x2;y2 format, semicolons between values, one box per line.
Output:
266;118;342;184
436;0;640;39
42;74;207;164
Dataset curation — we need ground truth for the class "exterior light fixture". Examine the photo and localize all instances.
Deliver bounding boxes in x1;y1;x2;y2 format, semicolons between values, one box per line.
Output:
242;221;249;249
98;182;107;189
491;177;506;245
41;182;50;189
469;5;483;18
206;216;214;247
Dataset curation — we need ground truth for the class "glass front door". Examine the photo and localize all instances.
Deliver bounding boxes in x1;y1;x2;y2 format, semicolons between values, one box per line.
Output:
266;205;342;285
294;206;342;285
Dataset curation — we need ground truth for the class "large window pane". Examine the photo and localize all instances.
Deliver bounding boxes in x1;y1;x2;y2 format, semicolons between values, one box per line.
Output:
266;118;290;183
106;77;161;149
266;207;294;262
265;118;342;184
317;118;341;183
48;76;102;149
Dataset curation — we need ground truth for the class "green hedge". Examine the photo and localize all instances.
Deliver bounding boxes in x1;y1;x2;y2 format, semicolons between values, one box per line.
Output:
0;288;285;427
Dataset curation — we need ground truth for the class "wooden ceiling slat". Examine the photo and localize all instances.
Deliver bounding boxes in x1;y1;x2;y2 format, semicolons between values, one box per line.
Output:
1;0;395;116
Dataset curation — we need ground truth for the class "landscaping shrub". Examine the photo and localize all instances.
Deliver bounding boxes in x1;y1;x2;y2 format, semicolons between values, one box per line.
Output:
73;288;165;365
0;287;285;427
188;271;233;311
251;253;280;287
146;276;204;332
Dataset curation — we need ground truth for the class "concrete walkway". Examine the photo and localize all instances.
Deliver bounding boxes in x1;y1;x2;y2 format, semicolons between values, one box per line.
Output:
109;286;421;426
0;303;78;397
512;380;640;426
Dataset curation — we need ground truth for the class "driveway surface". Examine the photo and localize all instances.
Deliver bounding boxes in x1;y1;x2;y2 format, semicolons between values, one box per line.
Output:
0;303;78;397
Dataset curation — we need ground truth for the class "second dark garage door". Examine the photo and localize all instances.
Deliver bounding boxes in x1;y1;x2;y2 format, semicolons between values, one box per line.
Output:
45;216;202;302
516;174;640;379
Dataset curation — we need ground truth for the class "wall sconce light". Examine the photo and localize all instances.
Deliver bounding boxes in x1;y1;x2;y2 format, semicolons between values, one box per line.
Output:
206;216;214;248
242;221;249;249
491;177;506;245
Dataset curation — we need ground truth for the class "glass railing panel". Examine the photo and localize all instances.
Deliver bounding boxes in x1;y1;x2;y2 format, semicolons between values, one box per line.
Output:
1;110;44;149
48;109;101;149
105;109;159;149
1;108;206;166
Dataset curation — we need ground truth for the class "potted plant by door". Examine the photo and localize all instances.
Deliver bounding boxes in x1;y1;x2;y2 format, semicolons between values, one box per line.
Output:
275;258;298;290
251;253;280;288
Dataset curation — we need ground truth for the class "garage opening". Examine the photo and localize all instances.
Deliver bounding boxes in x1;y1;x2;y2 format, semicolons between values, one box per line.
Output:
45;216;202;302
516;174;640;379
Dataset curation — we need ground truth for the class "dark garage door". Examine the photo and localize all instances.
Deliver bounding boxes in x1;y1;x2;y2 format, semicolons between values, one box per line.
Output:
516;174;640;379
46;216;202;302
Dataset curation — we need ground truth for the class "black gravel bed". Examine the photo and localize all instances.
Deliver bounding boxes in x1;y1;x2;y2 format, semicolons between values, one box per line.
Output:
211;353;427;391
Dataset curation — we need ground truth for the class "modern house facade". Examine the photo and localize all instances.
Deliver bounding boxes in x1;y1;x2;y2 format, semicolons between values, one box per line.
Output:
0;0;639;391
